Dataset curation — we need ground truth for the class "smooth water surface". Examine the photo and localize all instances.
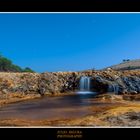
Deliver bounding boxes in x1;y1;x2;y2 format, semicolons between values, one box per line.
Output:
0;93;111;121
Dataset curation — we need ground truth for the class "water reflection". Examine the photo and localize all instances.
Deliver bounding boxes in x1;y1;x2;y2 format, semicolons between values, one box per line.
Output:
0;93;112;120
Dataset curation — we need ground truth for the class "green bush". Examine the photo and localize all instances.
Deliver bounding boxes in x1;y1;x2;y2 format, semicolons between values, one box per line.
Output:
0;54;34;72
23;67;34;73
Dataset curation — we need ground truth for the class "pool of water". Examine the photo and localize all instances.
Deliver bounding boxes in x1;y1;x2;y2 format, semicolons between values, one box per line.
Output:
0;93;112;121
76;91;97;95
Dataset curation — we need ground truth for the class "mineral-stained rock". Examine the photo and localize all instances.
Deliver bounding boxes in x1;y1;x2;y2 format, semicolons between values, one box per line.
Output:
104;112;140;126
0;73;40;95
0;70;140;96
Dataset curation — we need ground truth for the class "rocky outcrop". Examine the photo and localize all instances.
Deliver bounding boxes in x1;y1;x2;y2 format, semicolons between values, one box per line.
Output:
91;70;140;94
103;111;140;126
38;72;79;94
0;73;40;94
0;70;140;95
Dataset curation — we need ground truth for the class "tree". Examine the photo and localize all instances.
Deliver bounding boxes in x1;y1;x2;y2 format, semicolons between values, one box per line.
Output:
10;64;23;72
123;59;130;63
0;54;34;72
123;59;126;62
0;57;12;71
23;67;34;73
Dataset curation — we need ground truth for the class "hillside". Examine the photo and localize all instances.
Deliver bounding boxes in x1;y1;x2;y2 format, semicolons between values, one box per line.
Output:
0;54;34;72
106;59;140;70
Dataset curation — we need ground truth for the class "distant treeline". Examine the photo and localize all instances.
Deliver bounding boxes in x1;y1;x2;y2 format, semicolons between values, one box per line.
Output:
0;54;34;72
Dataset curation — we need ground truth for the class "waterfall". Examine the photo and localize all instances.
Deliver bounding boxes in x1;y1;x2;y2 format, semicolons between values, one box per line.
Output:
77;76;96;95
108;84;119;94
80;76;91;91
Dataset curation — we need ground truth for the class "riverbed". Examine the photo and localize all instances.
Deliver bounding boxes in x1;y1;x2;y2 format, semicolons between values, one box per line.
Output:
0;93;139;126
0;93;101;120
0;93;119;120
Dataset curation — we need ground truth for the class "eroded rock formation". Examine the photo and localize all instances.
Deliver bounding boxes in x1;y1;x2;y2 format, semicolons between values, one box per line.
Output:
0;70;140;95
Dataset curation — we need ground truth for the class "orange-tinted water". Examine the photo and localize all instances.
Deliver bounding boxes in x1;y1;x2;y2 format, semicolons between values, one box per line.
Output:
0;94;112;121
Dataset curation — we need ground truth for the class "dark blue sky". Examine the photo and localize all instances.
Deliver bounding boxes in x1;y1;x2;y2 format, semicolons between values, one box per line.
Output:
0;13;140;72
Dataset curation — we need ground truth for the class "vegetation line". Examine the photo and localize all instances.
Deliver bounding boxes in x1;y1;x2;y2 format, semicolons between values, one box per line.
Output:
0;54;34;73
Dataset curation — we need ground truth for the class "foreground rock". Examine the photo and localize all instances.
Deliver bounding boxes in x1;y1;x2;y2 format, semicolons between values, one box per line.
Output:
103;112;140;126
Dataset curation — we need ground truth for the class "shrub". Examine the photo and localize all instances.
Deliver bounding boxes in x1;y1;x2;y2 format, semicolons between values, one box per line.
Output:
0;54;34;72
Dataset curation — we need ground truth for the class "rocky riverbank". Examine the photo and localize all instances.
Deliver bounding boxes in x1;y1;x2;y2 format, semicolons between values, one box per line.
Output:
0;70;140;97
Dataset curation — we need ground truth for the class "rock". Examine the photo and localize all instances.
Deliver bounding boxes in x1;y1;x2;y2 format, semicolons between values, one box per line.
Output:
0;70;140;96
96;94;123;101
104;112;140;126
1;89;8;94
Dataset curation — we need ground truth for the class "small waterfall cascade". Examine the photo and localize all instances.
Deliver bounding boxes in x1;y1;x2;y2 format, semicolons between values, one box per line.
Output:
76;76;95;95
108;84;119;94
80;76;91;91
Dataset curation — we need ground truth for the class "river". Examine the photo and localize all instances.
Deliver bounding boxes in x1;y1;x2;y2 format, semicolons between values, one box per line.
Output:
0;93;114;121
